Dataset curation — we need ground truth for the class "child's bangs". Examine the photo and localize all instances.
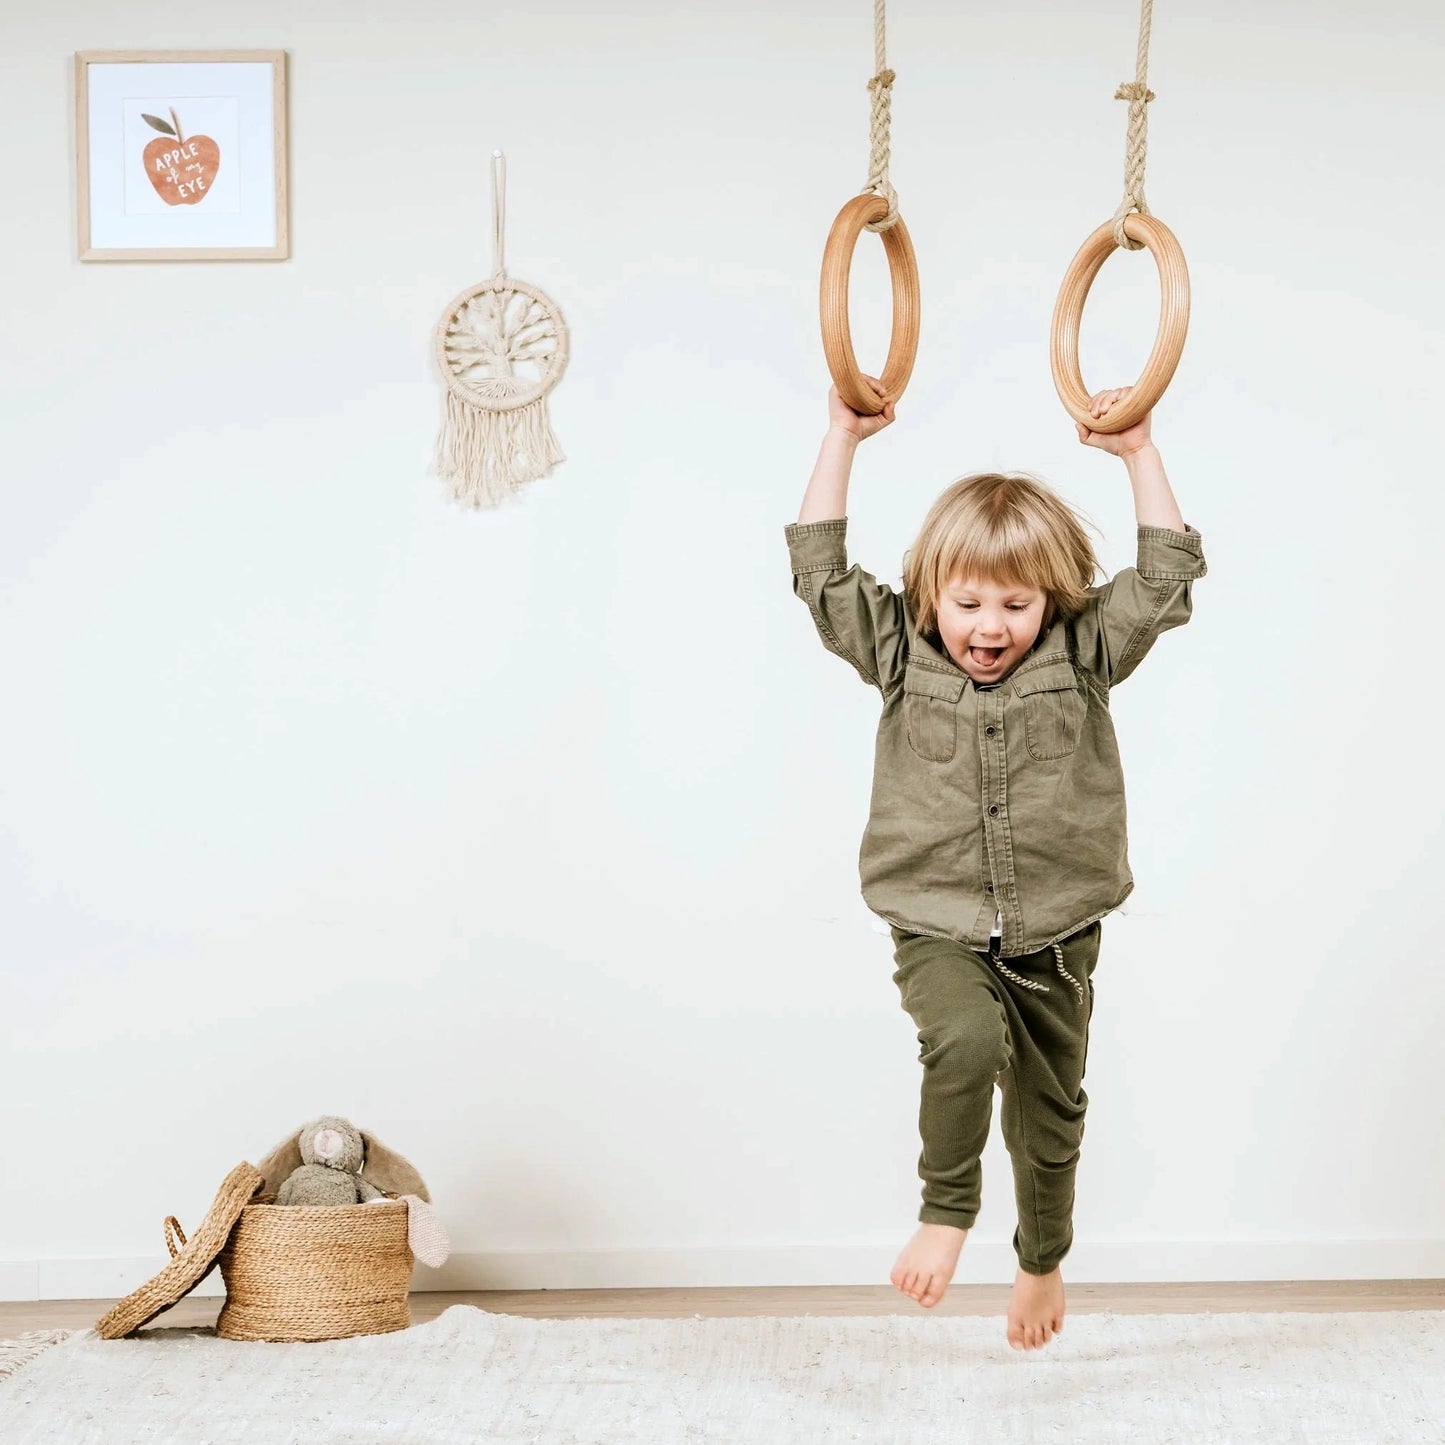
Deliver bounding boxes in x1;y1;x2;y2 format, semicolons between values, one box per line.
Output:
904;472;1101;636
935;512;1055;597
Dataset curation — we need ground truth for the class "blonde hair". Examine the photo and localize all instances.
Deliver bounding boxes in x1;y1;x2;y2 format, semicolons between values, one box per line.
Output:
903;473;1102;640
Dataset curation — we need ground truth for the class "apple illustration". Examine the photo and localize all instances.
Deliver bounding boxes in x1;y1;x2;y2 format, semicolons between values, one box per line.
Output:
141;107;221;206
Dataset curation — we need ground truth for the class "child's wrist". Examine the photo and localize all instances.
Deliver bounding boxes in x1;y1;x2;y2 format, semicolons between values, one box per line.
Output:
1120;441;1160;466
826;424;862;447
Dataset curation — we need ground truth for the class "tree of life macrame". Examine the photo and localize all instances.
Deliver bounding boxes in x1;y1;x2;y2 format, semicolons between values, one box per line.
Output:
433;153;568;508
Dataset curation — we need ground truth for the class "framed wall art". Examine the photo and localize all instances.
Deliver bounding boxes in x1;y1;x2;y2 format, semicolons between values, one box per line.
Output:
75;49;288;261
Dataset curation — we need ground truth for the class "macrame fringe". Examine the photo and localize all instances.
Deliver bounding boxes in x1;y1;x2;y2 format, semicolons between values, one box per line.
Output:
0;1330;72;1381
434;390;564;510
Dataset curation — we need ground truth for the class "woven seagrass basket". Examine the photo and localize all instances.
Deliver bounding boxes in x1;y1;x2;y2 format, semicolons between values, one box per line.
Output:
215;1197;413;1342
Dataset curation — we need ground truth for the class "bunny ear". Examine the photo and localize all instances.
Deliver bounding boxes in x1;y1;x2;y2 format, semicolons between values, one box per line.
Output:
254;1129;306;1195
359;1132;429;1202
402;1195;450;1267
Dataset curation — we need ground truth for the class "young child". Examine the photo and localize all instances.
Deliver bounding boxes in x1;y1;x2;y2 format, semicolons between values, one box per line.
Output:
785;377;1206;1352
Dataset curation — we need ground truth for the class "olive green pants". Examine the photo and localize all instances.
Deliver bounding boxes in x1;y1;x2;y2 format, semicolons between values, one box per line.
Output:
889;920;1101;1276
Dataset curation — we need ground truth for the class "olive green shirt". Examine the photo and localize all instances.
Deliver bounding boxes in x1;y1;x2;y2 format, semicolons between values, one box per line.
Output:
785;517;1207;957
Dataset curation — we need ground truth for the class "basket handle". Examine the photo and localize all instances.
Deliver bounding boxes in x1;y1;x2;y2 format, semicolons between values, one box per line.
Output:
163;1216;188;1259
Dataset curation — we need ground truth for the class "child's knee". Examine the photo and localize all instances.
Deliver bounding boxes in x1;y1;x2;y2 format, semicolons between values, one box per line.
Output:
917;1010;1009;1078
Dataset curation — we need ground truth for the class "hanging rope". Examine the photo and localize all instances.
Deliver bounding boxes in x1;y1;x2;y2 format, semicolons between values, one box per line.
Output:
819;0;919;415
490;150;506;276
863;0;898;232
1049;0;1188;434
1111;0;1156;250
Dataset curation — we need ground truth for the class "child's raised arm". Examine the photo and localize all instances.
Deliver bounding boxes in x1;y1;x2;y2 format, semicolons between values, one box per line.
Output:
797;378;896;523
786;378;906;694
1076;386;1186;532
1072;387;1205;687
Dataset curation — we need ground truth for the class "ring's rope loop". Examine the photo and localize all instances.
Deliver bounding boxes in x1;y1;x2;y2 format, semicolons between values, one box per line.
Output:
1110;0;1155;251
863;0;899;232
491;150;507;278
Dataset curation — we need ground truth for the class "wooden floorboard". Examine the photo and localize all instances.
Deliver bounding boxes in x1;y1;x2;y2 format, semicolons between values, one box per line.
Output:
4;1281;1442;1333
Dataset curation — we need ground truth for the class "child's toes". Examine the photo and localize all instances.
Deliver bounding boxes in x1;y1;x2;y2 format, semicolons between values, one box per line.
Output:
919;1275;941;1307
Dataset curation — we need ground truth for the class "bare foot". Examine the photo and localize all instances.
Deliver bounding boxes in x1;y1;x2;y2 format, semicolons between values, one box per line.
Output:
890;1223;968;1307
1006;1265;1066;1350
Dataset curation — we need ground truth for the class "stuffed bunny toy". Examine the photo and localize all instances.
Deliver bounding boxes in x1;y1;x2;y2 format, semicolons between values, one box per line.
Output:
256;1115;450;1266
273;1116;386;1206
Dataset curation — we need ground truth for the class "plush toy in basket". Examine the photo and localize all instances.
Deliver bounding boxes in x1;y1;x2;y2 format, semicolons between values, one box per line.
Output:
260;1114;449;1264
268;1115;422;1206
95;1115;450;1345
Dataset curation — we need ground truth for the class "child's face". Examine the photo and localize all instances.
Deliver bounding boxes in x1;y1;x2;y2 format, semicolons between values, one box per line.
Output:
936;574;1047;683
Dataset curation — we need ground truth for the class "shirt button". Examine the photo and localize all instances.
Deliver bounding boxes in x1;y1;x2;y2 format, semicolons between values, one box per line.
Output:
988;804;1000;816
986;883;995;894
985;726;996;737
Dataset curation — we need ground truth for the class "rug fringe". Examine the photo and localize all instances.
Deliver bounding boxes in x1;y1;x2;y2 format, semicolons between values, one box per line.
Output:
0;1330;72;1381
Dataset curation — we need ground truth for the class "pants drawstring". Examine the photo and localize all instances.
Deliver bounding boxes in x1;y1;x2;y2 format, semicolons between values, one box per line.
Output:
985;940;1085;1008
988;948;1049;995
1051;941;1086;1007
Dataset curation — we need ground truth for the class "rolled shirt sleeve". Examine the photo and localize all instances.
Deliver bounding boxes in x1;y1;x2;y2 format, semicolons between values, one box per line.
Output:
785;518;908;694
1071;524;1207;688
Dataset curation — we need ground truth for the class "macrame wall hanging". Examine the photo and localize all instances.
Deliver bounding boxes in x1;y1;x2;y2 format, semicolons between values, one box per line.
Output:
433;151;569;508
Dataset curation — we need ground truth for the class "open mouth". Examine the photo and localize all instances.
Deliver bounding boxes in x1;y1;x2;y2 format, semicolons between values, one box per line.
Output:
969;646;1005;667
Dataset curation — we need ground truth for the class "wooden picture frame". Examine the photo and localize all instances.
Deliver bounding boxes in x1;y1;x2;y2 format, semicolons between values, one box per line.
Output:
75;49;288;261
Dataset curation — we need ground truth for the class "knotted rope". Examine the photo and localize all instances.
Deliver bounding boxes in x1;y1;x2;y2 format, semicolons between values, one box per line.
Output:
1111;0;1156;250
863;0;899;232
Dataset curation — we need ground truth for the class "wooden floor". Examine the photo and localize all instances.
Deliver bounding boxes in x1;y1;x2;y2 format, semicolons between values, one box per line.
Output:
4;1281;1442;1334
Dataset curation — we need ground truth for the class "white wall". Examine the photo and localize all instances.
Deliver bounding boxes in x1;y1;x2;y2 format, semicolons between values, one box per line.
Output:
3;0;1443;1299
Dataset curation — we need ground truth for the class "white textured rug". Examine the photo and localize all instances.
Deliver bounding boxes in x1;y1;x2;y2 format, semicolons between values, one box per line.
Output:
1;1305;1442;1443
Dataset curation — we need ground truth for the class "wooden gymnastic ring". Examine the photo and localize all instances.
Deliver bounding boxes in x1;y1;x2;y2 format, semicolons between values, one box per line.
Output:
1050;212;1190;434
819;193;921;416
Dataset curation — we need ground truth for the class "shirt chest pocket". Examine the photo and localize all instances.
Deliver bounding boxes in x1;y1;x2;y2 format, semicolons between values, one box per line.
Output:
1013;660;1087;762
902;665;965;762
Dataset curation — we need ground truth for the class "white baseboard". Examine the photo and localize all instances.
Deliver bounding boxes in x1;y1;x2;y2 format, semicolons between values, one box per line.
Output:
0;1262;40;1302
5;1239;1444;1302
